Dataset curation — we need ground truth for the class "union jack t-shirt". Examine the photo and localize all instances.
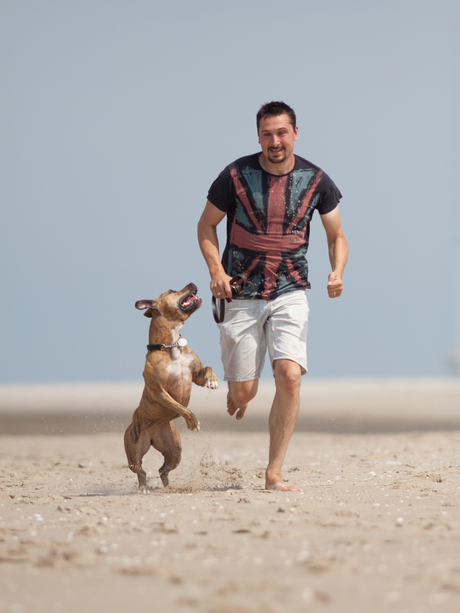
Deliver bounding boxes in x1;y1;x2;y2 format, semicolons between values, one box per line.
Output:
207;153;342;301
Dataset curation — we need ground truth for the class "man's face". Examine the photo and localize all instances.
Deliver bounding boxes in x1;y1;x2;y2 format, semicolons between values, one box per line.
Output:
258;113;298;165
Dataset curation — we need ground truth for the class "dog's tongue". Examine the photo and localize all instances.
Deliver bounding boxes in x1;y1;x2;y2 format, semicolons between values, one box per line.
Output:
182;294;198;308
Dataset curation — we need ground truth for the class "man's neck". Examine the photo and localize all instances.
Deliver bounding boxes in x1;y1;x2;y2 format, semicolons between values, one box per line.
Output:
258;153;296;176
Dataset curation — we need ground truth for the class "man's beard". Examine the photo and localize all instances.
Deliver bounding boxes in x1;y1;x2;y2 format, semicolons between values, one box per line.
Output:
267;148;286;164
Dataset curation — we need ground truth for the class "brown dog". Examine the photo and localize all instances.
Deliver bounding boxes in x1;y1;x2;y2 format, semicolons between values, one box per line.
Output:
124;283;219;492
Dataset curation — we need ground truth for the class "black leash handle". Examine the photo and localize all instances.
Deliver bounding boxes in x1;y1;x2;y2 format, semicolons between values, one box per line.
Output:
212;274;254;324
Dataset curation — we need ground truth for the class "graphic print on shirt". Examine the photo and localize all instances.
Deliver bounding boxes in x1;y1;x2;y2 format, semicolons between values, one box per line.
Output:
224;163;324;300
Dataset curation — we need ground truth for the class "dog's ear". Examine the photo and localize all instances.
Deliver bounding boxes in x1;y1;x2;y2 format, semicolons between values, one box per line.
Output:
135;300;156;318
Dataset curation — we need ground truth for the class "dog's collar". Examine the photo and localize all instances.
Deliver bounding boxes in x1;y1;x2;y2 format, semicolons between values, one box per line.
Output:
147;336;188;352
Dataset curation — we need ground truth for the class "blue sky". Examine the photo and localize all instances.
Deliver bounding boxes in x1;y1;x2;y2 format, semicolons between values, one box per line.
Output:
1;0;459;383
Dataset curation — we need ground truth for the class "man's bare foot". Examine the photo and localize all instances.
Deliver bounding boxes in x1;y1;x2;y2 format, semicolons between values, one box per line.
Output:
227;391;248;420
265;472;298;491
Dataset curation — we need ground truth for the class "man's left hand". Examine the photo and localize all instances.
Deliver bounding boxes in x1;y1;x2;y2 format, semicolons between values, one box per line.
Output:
327;272;343;298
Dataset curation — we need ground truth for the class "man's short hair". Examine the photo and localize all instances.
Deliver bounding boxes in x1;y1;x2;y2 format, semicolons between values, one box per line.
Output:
256;101;297;132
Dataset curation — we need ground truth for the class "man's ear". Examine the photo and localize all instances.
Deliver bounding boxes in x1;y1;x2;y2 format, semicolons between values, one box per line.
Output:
135;300;156;318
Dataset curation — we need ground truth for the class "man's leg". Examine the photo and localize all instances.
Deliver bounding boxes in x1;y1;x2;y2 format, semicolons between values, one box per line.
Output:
227;379;259;420
265;359;301;491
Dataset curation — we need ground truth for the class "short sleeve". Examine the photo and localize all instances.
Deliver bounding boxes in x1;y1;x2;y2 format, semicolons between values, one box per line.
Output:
316;173;342;216
207;166;235;213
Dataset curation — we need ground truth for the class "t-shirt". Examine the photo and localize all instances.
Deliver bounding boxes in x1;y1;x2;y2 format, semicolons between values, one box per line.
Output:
207;153;342;300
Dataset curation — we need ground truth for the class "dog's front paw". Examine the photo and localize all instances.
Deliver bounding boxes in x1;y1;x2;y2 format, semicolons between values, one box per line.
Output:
206;377;220;390
186;414;201;432
204;367;220;390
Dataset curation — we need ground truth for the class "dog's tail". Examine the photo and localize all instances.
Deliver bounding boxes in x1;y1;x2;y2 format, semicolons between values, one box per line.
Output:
124;410;143;444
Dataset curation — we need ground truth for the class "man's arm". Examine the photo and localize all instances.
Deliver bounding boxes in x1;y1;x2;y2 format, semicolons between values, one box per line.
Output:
197;200;233;298
320;206;348;298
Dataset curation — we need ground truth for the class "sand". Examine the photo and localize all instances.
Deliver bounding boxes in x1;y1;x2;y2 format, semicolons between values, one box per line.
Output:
1;379;460;612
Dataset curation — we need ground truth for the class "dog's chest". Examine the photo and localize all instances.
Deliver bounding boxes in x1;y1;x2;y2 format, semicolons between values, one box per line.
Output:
166;351;194;380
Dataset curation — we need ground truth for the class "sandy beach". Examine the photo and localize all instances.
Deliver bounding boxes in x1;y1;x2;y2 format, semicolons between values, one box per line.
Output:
1;379;460;612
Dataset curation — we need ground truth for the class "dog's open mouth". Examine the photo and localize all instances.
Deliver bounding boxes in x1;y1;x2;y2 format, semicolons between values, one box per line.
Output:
180;289;202;312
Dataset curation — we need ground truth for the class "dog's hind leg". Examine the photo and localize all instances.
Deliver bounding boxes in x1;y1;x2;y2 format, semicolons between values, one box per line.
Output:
150;421;182;487
124;421;152;493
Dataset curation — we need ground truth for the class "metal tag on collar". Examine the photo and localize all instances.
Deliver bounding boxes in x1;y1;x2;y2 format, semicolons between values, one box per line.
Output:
177;337;187;347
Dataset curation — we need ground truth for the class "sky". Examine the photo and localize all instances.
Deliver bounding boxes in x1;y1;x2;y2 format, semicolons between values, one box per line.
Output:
1;0;459;384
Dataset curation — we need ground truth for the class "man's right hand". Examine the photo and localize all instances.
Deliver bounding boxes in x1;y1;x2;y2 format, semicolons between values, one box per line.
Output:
210;271;233;299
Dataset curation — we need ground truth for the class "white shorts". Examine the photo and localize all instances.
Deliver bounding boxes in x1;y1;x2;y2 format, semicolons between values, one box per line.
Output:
219;290;309;382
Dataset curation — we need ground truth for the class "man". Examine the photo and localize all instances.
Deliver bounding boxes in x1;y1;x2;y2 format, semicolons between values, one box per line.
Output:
197;101;348;491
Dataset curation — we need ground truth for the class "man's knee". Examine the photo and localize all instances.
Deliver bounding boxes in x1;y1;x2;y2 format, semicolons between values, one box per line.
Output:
229;380;258;405
274;360;302;395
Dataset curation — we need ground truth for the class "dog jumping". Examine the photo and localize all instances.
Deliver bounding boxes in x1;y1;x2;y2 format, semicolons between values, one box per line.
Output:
124;283;219;492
